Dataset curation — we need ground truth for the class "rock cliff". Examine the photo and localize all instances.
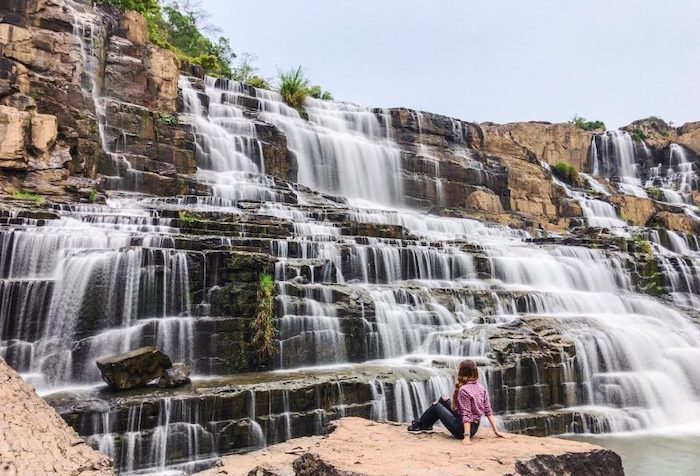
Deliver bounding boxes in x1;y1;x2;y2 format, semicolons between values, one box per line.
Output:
0;358;113;475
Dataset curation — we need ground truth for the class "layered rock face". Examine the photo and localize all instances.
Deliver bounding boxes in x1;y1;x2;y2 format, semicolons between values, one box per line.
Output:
0;0;195;200
0;1;699;475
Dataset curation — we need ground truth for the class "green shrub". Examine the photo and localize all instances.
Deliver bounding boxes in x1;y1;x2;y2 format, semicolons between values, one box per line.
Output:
551;161;579;185
230;53;271;89
277;66;334;109
158;112;178;126
631;236;653;254
307;84;333;101
630;127;647;142
278;66;310;109
88;189;99;203
178;211;199;225
570;115;606;132
10;191;45;204
251;273;276;367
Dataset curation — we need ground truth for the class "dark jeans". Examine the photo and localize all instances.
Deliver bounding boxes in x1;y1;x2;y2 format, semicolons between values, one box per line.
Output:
415;397;480;439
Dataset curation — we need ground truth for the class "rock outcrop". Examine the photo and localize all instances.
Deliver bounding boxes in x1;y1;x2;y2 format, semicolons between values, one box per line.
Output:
96;346;173;390
197;417;624;476
0;358;113;475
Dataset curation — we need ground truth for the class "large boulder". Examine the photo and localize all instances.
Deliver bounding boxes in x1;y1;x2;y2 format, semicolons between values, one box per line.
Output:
96;346;172;391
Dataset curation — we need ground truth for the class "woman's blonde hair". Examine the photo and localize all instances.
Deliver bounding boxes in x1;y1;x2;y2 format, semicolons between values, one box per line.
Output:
452;359;479;409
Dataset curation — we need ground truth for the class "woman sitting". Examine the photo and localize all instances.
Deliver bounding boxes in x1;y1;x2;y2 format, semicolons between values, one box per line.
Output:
407;359;508;445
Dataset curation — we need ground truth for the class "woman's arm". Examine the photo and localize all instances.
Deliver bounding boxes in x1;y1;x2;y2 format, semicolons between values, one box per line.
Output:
462;422;472;445
486;414;513;438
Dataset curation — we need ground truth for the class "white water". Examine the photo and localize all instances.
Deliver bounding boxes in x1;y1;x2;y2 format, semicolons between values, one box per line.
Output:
174;76;700;438
4;60;700;473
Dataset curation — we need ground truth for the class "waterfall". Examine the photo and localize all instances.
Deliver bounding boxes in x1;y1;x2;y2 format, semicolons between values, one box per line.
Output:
3;62;700;473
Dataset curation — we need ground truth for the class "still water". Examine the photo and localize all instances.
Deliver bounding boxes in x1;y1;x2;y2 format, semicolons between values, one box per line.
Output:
571;435;700;476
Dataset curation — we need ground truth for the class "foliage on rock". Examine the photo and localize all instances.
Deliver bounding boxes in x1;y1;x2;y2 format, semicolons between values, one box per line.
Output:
278;66;333;110
551;161;579;185
251;272;276;367
10;191;45;204
570;115;606;132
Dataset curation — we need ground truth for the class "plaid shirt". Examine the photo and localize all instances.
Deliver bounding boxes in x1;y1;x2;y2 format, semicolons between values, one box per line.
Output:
456;381;493;424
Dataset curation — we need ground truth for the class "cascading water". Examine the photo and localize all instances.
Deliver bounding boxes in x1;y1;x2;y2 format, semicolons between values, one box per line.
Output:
4;49;700;473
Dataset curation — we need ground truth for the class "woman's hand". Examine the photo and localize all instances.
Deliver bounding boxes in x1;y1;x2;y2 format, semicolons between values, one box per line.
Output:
495;431;513;439
462;437;472;446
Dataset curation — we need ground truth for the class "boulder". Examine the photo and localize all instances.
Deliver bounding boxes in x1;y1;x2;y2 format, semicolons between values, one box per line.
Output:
157;362;191;388
96;346;172;391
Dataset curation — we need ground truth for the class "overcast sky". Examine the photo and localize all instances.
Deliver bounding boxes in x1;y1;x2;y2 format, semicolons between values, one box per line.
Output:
200;0;700;128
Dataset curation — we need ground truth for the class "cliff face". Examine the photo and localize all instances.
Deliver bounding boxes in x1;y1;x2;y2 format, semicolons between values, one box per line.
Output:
0;0;195;200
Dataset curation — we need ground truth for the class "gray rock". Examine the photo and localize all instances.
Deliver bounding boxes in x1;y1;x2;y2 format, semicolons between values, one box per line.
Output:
157;362;191;388
96;346;172;391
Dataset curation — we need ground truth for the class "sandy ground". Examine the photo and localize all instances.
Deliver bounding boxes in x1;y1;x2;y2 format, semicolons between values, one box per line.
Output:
0;358;113;475
198;417;614;476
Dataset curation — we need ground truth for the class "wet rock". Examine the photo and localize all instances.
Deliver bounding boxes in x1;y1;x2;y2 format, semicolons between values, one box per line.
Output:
157;362;191;388
96;346;173;390
514;450;624;476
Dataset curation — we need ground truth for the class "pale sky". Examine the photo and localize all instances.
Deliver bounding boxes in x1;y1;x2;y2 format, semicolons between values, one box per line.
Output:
200;0;700;129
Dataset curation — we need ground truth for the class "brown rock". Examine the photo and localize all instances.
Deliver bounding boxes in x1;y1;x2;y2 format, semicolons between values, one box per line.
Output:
119;10;148;45
466;190;503;213
677;121;700;156
0;105;29;169
0;358;113;475
30;112;57;152
479;122;592;171
652;211;699;235
196;417;624;476
608;195;656;226
146;46;179;112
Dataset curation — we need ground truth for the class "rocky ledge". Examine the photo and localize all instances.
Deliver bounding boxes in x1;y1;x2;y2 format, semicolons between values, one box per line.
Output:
0;358;113;475
197;417;624;476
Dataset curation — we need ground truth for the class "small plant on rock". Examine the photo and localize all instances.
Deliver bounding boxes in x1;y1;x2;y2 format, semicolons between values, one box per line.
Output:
551;161;579;185
10;191;45;204
178;211;199;225
158;112;179;127
570;115;606;132
278;66;310;110
631;127;647;142
251;272;276;367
